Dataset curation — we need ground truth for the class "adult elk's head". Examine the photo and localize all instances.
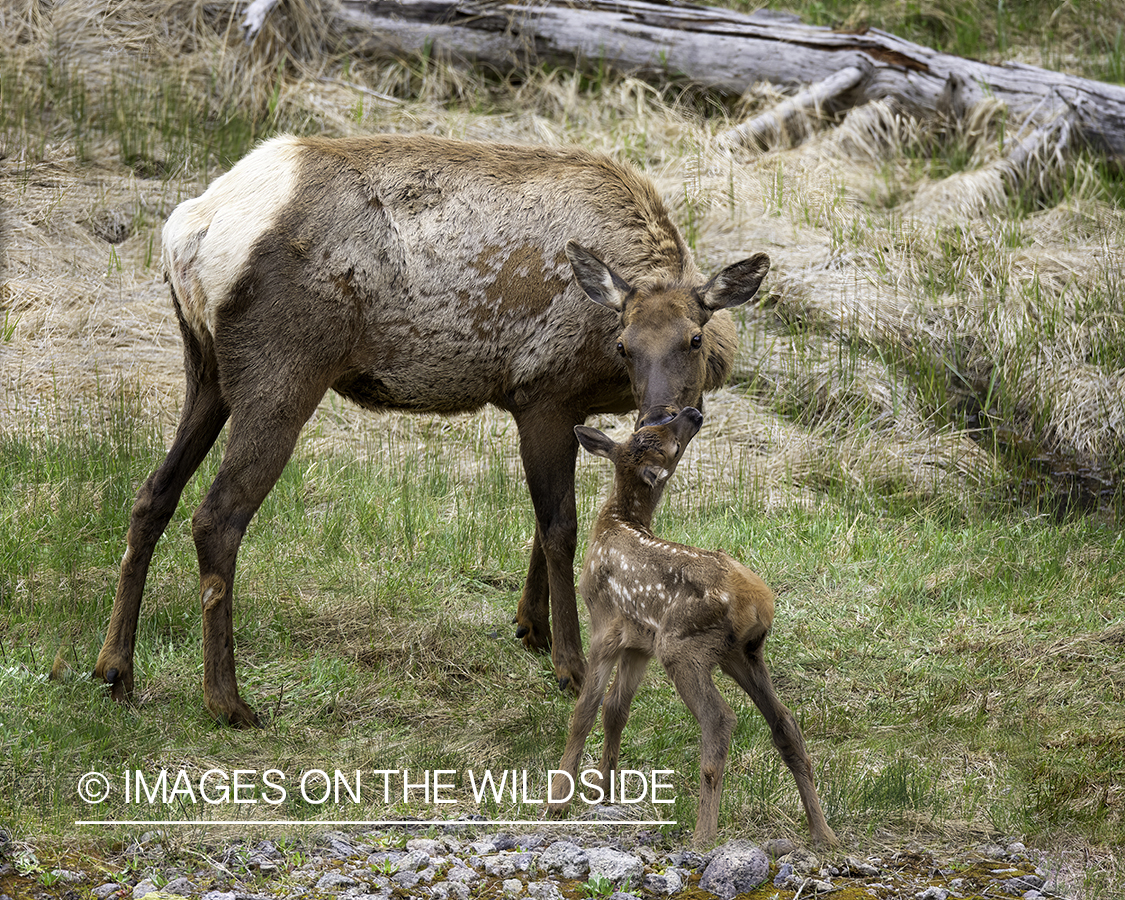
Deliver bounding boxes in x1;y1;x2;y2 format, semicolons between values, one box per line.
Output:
567;241;770;428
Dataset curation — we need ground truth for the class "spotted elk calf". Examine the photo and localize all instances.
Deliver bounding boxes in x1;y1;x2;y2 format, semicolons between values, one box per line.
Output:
91;134;771;726
548;408;837;847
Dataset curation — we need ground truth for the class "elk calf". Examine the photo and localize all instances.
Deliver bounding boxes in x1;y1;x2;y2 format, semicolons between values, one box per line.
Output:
549;408;837;848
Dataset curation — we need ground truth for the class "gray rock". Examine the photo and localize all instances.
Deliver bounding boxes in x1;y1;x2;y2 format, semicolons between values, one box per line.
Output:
773;863;794;887
642;871;682;895
541;841;589;880
431;884;470;900
585;848;644;888
846;856;881;877
527;882;564;900
667;850;705;870
778;847;820;873
162;878;197;896
501;878;523;895
698;841;769;900
132;880;160;899
391;870;421;890
762;838;797;858
93;884;122;899
315;872;357;891
406;838;446;856
916;888;949;900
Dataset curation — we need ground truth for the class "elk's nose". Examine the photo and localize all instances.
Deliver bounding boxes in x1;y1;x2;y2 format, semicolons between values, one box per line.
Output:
637;406;677;429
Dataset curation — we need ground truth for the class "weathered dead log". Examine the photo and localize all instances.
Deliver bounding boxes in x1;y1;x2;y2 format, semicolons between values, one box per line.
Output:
331;0;1125;162
717;66;867;151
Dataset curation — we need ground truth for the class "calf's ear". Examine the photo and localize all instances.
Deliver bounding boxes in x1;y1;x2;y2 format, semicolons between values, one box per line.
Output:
567;241;633;313
698;252;770;311
574;425;617;461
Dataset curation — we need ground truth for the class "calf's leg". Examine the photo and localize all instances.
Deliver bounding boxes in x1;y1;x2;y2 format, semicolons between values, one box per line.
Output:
549;637;618;810
662;650;736;848
723;644;838;847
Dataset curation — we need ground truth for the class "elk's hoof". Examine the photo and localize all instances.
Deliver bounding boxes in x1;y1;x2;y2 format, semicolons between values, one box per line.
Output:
514;620;550;653
209;699;263;729
94;662;135;703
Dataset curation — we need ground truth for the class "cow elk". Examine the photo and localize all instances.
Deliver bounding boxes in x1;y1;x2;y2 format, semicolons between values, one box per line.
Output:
548;408;837;848
91;134;771;726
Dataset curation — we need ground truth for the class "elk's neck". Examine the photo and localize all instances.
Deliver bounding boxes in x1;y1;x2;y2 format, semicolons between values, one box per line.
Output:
598;485;663;533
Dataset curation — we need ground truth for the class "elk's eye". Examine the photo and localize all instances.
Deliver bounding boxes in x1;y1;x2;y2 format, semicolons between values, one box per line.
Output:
690;332;703;349
617;341;627;357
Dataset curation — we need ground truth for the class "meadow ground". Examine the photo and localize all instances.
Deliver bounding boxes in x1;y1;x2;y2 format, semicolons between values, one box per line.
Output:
1;1;1123;897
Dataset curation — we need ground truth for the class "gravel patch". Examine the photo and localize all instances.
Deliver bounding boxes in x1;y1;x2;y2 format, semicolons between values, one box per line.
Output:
0;827;1083;900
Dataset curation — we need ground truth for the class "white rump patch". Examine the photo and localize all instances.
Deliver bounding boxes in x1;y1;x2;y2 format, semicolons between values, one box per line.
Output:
163;136;304;338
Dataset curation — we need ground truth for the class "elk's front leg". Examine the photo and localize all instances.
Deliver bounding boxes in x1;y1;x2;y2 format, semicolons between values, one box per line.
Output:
663;649;736;848
515;407;585;692
514;530;551;653
548;640;618;813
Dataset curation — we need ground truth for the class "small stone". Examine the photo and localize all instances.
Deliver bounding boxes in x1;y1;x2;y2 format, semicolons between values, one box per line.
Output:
316;873;357;891
161;879;196;896
431;884;469;900
541;842;589;880
762;838;797;858
132;880;160;899
93;884;122;899
527;883;563;900
915;888;949;900
642;871;682;895
846;856;881;877
773;863;794;887
406;838;446;856
501;878;523;895
667;850;705;870
778;847;820;873
699;841;769;900
585;848;644;887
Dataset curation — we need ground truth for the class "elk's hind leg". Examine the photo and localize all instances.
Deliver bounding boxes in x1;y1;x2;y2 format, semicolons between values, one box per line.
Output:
95;317;229;703
190;374;332;727
724;641;838;847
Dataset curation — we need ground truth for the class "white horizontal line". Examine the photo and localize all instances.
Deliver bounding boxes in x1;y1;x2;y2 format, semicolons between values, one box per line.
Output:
76;819;677;827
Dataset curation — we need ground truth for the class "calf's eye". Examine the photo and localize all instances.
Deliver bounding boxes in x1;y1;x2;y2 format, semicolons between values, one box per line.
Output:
690;333;703;349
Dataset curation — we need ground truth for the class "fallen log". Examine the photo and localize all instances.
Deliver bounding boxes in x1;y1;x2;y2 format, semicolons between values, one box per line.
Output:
328;0;1125;162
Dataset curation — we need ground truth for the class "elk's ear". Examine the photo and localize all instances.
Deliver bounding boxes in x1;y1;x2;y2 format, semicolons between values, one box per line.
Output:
698;252;770;311
574;425;617;461
566;241;633;313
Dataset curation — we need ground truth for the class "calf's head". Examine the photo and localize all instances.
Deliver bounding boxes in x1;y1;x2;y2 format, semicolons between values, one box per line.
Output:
567;241;769;427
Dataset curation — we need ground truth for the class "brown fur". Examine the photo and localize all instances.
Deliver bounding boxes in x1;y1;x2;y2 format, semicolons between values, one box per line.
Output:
92;134;770;726
548;408;837;848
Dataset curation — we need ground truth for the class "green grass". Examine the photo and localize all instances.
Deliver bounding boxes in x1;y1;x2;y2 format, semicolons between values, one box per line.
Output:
1;385;1122;852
